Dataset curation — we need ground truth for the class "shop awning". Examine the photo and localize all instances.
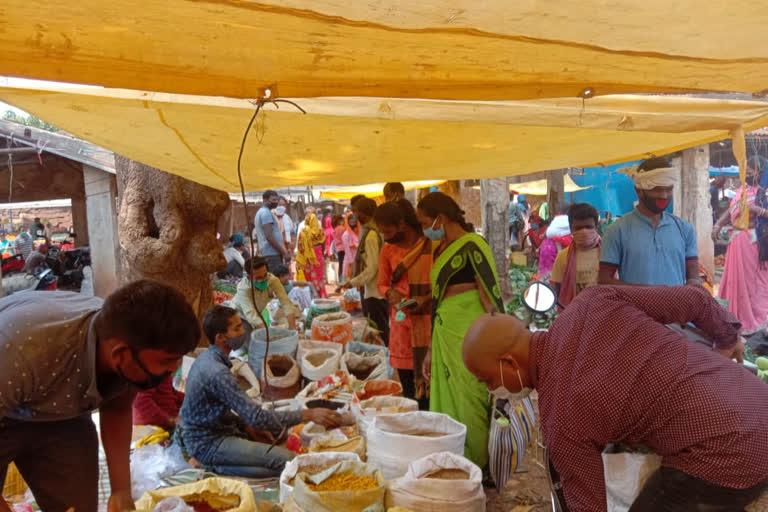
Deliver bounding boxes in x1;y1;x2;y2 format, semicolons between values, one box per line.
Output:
509;175;591;196
321;180;445;200
1;85;768;192
2;1;768;100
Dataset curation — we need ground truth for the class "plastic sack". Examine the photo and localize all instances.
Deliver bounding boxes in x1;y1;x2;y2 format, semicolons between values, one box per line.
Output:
353;396;419;439
131;443;190;501
488;398;536;491
346;341;393;379
279;452;361;503
311;312;354;346
386;452;486;512
356;380;403;401
288;460;385;512
297;339;343;363
341;352;388;382
602;445;661;512
263;354;301;401
248;327;298;378
300;347;342;381
230;359;260;398
309;436;367;461
152;497;193;512
134;477;256;512
305;299;341;329
367;412;467;479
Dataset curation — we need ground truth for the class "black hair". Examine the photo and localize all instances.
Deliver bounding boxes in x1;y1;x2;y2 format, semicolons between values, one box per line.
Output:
332;214;344;227
278;196;288;203
354;197;377;218
417;192;474;232
262;189;278;201
567;203;599;228
273;264;290;277
95;280;200;354
373;199;422;234
638;157;671;173
252;255;267;270
233;242;244;249
350;194;366;206
383;182;405;198
202;305;238;345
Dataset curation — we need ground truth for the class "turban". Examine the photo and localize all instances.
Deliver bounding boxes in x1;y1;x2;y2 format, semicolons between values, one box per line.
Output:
618;164;678;190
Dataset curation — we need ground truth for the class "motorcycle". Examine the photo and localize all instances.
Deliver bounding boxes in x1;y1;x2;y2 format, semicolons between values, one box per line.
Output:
45;245;90;290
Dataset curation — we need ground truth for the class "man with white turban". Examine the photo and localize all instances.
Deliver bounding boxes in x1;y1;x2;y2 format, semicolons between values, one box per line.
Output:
598;157;700;286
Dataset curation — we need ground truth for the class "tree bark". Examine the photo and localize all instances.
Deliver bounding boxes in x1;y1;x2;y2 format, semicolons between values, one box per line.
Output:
547;170;565;215
681;145;714;275
115;155;230;344
482;178;513;302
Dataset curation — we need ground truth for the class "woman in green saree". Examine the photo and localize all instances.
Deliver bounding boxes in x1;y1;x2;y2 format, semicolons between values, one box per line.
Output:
416;192;504;469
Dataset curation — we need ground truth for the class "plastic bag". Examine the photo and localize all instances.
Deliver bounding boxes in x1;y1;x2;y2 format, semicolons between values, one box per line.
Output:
134;477;256;512
353;396;419;439
305;299;341;329
387;452;486;512
248;328;298;378
311;312;354;346
602;445;661;512
152;497;193;512
279;452;361;503
367;412;467;479
289;460;385;512
345;341;393;379
340;352;388;382
300;347;342;381
131;443;190;501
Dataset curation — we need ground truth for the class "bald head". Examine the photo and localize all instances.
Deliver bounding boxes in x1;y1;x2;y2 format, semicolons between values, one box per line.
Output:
463;313;534;392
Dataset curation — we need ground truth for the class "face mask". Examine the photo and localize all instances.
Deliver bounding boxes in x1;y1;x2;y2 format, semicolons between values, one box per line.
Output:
117;348;172;390
572;228;600;249
489;360;532;402
385;231;405;244
226;331;248;351
424;218;445;241
530;223;538;230
274;206;286;216
640;192;670;214
253;279;269;291
283;281;293;293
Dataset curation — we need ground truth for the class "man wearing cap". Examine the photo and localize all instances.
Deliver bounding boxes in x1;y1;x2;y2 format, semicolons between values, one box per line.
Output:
462;285;767;512
599;157;700;286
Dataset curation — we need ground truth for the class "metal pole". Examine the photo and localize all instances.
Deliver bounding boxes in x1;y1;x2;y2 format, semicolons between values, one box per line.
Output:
0;147;36;155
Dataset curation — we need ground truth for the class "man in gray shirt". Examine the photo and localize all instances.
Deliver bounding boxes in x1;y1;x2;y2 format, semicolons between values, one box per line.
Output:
253;190;290;273
0;280;200;512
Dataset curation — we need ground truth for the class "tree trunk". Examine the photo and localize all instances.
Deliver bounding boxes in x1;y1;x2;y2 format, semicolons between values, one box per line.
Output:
115;155;230;343
681;145;714;275
547;169;565;215
481;178;513;302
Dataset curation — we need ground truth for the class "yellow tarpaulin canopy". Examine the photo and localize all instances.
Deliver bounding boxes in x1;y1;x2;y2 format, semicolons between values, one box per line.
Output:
509;175;591;196
1;85;768;192
2;1;768;100
321;180;445;200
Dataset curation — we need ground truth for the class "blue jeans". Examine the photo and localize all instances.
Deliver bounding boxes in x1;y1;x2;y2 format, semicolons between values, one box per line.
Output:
204;435;294;478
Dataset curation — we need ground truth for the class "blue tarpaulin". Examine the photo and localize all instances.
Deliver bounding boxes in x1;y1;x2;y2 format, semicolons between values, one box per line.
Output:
567;162;641;216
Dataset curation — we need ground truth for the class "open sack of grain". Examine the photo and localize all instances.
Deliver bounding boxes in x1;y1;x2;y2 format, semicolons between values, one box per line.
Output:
367;412;467;479
134;477;255;512
311;312;354;346
298;340;343;381
353;396;419;438
279;452;361;503
386;451;486;512
283;460;386;512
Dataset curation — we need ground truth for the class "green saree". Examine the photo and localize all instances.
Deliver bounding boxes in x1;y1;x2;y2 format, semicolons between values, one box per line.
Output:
429;232;503;469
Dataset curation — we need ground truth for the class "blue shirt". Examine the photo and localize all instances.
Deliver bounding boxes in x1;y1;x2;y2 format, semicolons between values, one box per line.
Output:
254;206;283;257
179;346;301;463
600;209;697;286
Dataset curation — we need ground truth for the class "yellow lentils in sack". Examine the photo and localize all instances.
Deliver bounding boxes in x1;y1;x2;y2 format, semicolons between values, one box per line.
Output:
307;471;378;492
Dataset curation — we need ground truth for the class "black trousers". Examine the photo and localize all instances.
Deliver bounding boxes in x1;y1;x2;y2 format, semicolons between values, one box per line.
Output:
336;251;345;279
362;297;390;346
0;416;100;512
629;466;768;512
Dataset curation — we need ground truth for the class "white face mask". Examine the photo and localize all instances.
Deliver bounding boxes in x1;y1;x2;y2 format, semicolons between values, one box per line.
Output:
274;206;286;216
489;360;532;402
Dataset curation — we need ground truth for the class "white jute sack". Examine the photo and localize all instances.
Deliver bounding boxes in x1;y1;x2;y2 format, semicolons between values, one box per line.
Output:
264;354;301;389
278;452;361;503
367;411;467;479
340;351;388;382
386;451;486;512
297;339;343;363
300;347;342;381
353;396;419;439
602;445;662;512
288;460;386;512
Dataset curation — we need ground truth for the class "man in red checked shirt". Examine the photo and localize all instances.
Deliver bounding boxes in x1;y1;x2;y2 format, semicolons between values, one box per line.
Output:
463;285;768;512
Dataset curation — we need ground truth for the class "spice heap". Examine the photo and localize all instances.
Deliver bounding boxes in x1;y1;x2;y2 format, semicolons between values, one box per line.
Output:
306;471;378;492
424;468;470;480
